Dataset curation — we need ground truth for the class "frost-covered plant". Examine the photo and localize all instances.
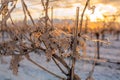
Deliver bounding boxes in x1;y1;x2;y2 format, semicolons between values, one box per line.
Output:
0;0;108;80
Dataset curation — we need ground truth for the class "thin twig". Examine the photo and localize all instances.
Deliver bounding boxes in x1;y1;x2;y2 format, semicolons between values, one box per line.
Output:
51;7;53;27
21;0;35;25
71;7;79;80
21;0;27;24
79;0;90;34
53;54;70;71
52;57;67;76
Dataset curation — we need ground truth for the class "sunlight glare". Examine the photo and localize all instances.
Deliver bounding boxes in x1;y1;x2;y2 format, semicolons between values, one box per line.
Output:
86;4;117;22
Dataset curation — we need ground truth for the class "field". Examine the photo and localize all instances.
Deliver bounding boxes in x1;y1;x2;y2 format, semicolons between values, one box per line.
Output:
0;34;120;80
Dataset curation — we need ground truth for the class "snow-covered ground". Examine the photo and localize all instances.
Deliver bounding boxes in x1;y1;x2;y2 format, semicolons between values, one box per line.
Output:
0;35;120;80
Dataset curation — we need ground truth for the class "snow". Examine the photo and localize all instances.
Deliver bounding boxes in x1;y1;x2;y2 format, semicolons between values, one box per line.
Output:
0;35;120;80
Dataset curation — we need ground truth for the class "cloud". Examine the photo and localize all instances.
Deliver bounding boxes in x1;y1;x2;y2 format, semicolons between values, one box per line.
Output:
25;0;82;8
96;0;120;8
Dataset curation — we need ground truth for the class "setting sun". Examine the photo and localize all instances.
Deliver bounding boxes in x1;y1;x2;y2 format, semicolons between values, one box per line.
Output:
86;4;117;22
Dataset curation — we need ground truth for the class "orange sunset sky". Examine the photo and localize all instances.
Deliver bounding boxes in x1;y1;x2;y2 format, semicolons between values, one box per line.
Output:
0;0;120;22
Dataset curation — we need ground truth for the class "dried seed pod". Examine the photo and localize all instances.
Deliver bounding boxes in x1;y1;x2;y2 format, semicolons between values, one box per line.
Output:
86;76;95;80
10;55;22;75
